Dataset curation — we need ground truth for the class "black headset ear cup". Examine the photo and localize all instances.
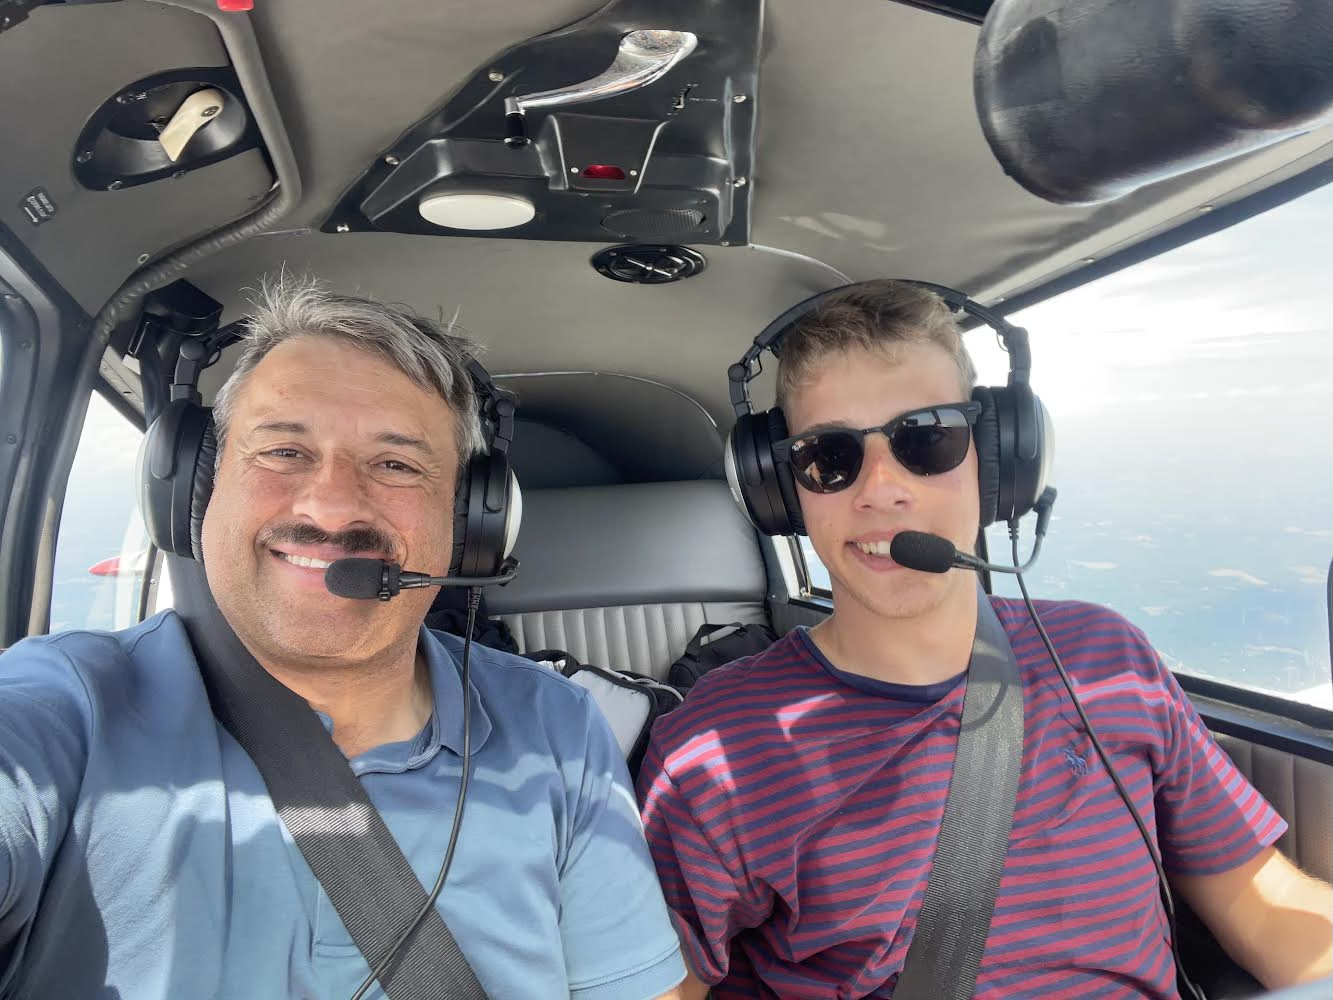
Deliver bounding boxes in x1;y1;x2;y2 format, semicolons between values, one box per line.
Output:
190;416;218;562
1010;385;1051;521
450;452;518;578
138;400;214;559
726;413;771;532
726;410;797;536
766;408;805;536
973;383;1052;526
449;460;476;578
972;385;1003;529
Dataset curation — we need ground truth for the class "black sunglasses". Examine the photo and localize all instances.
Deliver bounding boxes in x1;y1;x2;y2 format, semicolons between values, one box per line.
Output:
774;401;982;493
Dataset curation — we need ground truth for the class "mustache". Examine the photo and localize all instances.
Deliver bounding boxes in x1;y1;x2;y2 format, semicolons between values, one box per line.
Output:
257;521;397;557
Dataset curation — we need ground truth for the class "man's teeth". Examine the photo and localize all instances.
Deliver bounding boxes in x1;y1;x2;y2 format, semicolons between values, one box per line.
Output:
855;540;893;556
277;552;334;569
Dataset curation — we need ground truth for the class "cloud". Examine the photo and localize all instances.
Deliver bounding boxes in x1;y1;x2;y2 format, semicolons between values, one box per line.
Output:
1069;560;1118;571
1208;568;1269;587
1287;565;1326;585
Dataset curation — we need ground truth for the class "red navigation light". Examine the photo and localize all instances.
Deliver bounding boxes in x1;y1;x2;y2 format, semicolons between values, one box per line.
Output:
581;164;627;180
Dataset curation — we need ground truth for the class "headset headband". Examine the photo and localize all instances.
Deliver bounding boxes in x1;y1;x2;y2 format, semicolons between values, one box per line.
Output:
465;357;516;457
727;279;1031;416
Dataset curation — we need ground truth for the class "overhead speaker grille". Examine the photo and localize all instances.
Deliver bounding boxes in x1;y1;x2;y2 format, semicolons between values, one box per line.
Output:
601;208;706;238
591;244;707;284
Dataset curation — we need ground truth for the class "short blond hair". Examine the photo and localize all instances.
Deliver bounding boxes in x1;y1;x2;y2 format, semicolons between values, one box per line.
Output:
776;280;977;408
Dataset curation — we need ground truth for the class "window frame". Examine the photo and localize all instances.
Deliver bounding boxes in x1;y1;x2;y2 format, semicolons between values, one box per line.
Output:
0;225;99;645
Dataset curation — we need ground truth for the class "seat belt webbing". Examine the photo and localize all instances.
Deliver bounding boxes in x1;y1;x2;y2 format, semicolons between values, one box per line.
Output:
893;590;1026;1000
178;567;488;1000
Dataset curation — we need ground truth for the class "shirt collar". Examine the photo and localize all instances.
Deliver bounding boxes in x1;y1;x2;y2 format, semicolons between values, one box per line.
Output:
418;625;493;759
312;627;493;773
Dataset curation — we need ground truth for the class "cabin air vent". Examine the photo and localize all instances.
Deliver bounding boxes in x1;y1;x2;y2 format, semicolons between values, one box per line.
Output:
591;244;707;284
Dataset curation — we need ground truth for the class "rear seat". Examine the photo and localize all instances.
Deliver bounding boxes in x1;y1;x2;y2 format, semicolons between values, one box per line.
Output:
485;480;770;680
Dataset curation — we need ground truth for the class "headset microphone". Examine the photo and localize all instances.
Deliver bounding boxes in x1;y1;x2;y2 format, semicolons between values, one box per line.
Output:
891;533;1036;576
324;557;519;601
889;487;1057;576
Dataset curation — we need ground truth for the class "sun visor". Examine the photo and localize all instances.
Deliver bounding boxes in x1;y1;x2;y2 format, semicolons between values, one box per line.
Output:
974;0;1333;205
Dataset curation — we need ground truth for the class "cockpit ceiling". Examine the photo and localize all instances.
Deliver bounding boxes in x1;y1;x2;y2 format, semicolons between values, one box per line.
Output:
1;0;1330;424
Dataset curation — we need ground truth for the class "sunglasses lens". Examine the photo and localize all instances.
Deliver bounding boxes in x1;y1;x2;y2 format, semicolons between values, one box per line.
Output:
891;407;974;476
788;431;863;493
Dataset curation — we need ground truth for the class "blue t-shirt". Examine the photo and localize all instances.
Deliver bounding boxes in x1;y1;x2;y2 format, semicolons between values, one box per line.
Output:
0;611;686;999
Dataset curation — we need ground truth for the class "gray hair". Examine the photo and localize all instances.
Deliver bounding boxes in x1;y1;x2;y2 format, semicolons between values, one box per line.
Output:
212;274;487;469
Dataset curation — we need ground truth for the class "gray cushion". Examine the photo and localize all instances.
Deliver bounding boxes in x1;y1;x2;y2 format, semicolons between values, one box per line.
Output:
500;600;768;680
487;481;767;614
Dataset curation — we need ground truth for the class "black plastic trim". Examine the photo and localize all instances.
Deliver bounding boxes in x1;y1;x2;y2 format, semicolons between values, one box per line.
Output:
993;162;1332;318
0;280;42;645
0;220;91;324
1176;673;1332;744
889;1;992;25
0;222;96;642
786;594;832;615
72;66;261;192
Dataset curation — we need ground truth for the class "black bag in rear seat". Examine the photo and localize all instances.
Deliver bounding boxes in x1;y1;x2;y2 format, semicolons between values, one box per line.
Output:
668;622;779;694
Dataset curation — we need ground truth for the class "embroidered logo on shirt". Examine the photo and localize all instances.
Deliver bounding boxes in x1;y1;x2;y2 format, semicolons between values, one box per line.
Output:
1063;742;1089;777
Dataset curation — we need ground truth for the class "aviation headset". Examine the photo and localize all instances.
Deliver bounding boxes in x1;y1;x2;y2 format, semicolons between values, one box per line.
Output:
138;352;522;579
725;279;1054;536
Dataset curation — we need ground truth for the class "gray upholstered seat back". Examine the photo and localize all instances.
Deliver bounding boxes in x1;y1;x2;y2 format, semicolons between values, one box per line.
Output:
485;481;770;679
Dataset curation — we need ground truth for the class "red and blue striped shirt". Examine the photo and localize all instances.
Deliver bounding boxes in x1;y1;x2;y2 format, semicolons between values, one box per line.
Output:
637;598;1285;999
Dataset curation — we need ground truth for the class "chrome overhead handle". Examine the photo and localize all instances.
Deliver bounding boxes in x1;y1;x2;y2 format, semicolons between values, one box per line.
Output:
504;29;699;147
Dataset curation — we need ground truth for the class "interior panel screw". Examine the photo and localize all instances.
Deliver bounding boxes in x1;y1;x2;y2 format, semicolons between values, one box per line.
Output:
488;69;504;82
384;155;399;166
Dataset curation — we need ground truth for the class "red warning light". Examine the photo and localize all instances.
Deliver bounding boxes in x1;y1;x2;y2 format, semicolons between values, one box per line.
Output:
581;164;627;180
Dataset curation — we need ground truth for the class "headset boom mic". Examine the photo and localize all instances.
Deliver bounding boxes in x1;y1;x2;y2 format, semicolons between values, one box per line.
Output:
322;560;394;600
325;557;400;599
890;532;958;573
324;557;522;599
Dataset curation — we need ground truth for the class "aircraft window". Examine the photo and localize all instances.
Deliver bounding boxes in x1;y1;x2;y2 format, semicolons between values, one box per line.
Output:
798;184;1333;707
49;391;151;633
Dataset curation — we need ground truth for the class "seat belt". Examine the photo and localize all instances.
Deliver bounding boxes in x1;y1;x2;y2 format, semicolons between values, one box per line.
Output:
893;589;1026;1000
176;565;488;1000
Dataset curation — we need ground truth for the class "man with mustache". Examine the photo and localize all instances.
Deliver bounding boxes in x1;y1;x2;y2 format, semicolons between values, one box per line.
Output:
0;276;687;999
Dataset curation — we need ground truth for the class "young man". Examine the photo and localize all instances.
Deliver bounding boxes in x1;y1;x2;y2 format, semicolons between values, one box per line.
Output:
0;277;686;999
637;280;1332;999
